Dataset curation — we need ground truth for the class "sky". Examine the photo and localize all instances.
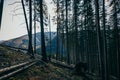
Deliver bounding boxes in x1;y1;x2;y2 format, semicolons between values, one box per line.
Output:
0;0;56;41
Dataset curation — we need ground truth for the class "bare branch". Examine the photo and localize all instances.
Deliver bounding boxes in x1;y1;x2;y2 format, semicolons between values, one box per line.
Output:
8;1;21;5
13;13;24;16
13;7;23;12
14;5;21;9
20;22;26;25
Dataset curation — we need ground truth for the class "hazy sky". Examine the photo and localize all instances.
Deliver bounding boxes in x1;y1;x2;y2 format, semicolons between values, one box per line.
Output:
0;0;56;41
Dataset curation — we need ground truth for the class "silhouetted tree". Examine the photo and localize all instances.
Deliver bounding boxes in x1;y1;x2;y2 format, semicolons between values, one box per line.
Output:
34;0;36;54
102;0;108;80
73;0;80;64
28;0;34;58
0;0;4;28
21;0;30;39
56;0;59;60
65;0;70;64
40;0;47;61
48;15;52;60
94;0;103;79
112;0;120;79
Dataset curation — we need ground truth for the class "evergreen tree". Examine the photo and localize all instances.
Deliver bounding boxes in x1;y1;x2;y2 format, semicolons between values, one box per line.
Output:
28;0;34;58
102;0;108;79
65;0;70;64
94;0;103;79
40;0;47;61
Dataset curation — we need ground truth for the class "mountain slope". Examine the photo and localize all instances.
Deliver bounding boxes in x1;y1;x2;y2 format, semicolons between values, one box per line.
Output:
1;32;66;54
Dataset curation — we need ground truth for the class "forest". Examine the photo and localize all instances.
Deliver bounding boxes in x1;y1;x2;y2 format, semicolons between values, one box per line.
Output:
0;0;120;80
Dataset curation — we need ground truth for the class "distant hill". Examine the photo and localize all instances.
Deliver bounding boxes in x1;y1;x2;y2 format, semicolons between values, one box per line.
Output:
1;32;66;55
0;40;4;44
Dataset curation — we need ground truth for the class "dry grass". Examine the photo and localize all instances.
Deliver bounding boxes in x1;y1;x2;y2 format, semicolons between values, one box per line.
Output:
0;46;83;80
0;46;30;68
8;62;84;80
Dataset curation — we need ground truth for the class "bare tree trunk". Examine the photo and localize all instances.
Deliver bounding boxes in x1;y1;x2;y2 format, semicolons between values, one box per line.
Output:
113;0;120;79
28;0;34;58
102;0;108;79
61;0;65;61
74;0;79;64
65;0;70;64
21;0;29;36
56;0;59;60
0;0;4;28
21;0;30;52
49;15;52;59
40;0;47;61
94;0;103;79
34;0;36;54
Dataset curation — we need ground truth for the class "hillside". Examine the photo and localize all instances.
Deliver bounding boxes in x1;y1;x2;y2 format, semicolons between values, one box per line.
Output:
1;32;66;54
1;32;56;48
0;45;31;69
7;60;84;80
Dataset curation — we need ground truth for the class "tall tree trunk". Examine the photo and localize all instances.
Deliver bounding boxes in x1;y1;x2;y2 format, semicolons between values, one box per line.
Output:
21;0;29;36
65;0;70;64
0;0;4;28
40;0;47;61
102;0;108;80
56;25;60;60
74;0;79;64
56;0;59;60
94;0;103;79
61;0;65;61
34;0;36;54
28;0;34;58
21;0;30;52
49;15;52;58
113;0;120;79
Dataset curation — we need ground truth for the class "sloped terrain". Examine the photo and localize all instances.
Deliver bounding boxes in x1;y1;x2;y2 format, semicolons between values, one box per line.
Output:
1;32;56;49
8;62;83;80
0;45;86;80
0;45;31;69
1;32;60;53
1;32;66;55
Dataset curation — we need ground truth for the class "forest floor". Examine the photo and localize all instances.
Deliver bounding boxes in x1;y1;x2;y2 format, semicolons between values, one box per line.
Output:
0;45;31;69
0;45;85;80
8;61;84;80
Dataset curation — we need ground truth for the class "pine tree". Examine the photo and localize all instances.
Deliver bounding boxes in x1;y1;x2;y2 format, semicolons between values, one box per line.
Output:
40;0;47;61
65;0;70;64
102;0;108;79
28;0;34;58
34;0;36;54
112;0;120;79
94;0;103;79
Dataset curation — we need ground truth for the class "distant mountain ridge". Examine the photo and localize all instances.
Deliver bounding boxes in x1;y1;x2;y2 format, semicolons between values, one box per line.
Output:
0;40;4;44
1;32;56;48
1;32;66;54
